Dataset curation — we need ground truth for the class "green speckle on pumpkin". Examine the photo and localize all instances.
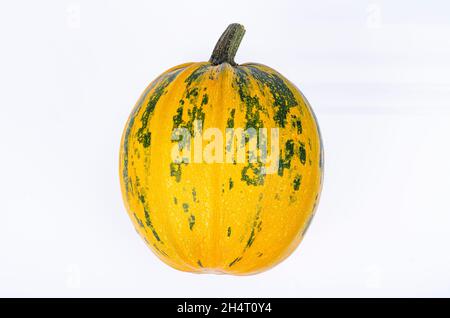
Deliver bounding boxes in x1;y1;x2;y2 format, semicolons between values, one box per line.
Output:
244;207;262;250
246;66;298;128
153;244;168;257
186;87;199;100
278;139;295;176
136;69;183;148
201;93;209;106
246;229;256;248
184;64;209;86
133;213;144;228
235;68;265;130
143;208;162;242
293;175;302;191
188;214;195;230
170;163;182;182
227;108;236;128
295;119;302;134
123;68;183;193
241;163;265;186
229;257;242;267
138;132;151;148
299;142;307;165
172;105;184;129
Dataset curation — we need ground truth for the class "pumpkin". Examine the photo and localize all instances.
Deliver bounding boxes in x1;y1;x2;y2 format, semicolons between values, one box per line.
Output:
119;24;323;275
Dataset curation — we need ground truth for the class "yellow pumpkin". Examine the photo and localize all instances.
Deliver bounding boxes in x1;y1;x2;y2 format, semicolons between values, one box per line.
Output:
119;24;323;275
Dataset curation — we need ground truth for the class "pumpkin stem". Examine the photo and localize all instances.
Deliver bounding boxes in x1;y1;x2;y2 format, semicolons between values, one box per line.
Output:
209;23;246;66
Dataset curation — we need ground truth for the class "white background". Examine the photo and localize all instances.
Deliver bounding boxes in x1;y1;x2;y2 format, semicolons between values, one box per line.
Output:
1;0;450;297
